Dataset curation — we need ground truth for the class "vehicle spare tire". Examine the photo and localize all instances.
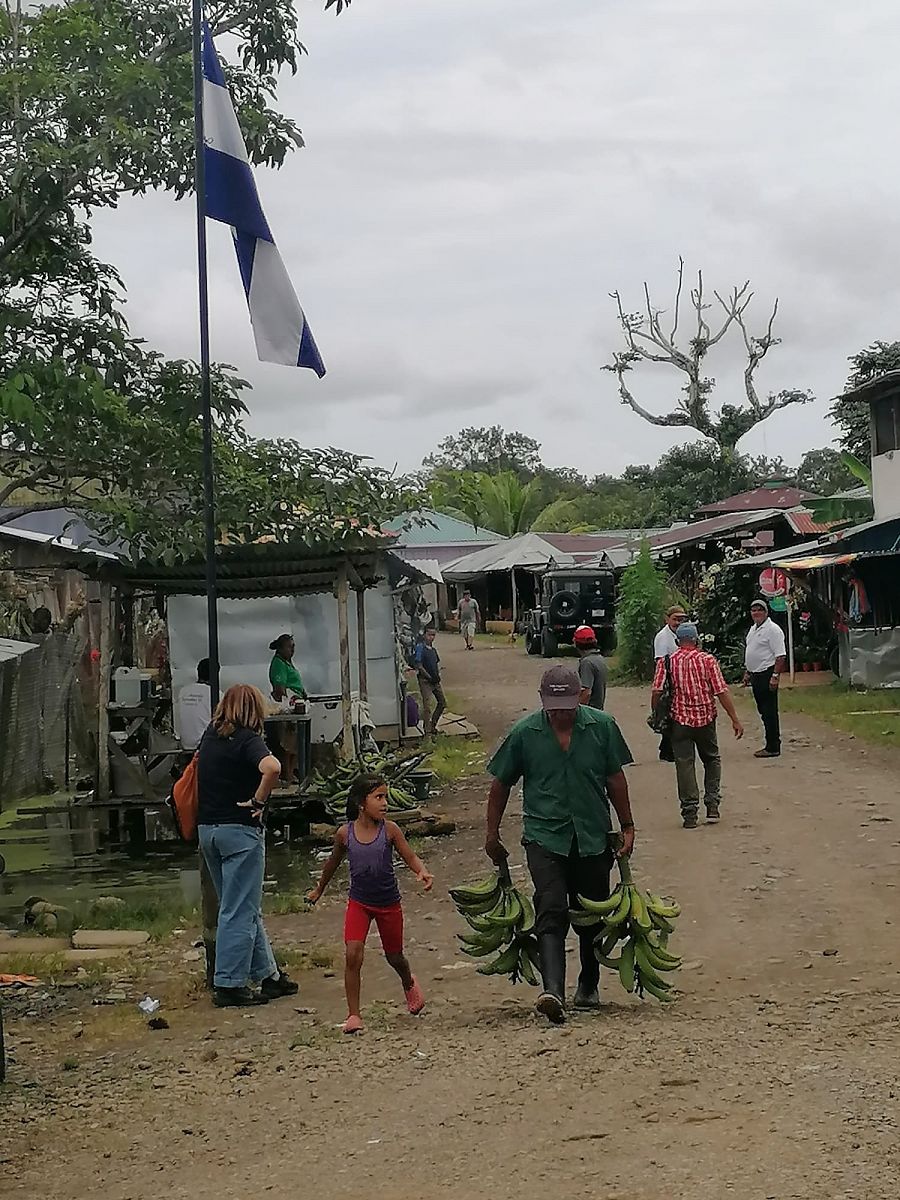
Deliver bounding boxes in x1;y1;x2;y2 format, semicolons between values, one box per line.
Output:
548;590;579;622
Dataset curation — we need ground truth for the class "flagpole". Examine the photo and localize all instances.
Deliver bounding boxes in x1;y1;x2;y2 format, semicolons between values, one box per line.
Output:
191;0;221;708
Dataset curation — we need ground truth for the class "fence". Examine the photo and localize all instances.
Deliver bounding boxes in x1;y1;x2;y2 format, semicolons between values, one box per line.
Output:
0;629;90;810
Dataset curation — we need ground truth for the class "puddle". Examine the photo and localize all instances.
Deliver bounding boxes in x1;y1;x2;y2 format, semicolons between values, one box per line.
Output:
0;794;316;929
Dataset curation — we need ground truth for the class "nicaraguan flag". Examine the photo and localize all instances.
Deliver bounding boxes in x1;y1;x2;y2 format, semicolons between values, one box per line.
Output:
201;25;325;376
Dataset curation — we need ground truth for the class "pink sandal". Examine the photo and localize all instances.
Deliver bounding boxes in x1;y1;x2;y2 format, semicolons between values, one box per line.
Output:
405;977;425;1015
342;1015;365;1034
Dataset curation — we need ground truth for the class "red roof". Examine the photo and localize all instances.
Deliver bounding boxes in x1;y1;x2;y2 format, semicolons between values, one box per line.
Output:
783;510;846;536
696;486;817;515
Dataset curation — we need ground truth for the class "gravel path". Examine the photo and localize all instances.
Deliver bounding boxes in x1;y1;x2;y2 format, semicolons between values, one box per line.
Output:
3;635;899;1199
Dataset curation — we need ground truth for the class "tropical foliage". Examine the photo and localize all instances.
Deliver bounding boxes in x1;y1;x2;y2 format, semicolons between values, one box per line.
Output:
0;0;421;561
615;544;669;682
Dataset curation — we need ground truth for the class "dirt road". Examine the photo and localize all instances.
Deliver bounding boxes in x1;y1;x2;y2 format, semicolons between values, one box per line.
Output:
4;635;900;1199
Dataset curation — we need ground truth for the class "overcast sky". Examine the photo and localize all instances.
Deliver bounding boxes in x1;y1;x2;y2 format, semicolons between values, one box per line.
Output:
94;0;900;479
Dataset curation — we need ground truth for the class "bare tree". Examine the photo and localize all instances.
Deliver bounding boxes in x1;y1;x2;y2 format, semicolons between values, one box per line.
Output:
603;259;812;458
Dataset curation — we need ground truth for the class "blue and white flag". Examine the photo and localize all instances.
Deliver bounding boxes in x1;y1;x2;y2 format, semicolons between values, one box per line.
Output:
201;25;325;376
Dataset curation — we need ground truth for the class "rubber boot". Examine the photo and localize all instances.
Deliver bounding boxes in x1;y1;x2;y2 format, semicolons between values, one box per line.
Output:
534;933;566;1024
573;931;601;1010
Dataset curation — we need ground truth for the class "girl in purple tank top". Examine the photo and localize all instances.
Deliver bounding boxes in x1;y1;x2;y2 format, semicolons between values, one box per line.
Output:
308;773;434;1034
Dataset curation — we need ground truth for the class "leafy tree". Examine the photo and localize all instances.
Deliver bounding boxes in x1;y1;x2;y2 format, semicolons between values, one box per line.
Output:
795;447;856;496
423;426;543;477
0;0;422;560
604;259;813;457
623;444;789;525
446;471;548;537
616;543;669;682
830;340;900;462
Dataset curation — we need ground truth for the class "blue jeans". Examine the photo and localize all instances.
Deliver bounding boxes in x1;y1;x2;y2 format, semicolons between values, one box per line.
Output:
199;824;277;988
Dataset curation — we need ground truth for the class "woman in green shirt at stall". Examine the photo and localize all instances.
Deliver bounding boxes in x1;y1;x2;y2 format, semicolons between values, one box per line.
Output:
268;634;307;782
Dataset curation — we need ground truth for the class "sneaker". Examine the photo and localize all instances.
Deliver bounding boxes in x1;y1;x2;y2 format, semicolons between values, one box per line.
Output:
705;805;720;823
342;1015;365;1034
535;992;566;1024
754;749;780;759
682;815;699;829
213;986;268;1008
404;977;426;1015
260;971;299;1001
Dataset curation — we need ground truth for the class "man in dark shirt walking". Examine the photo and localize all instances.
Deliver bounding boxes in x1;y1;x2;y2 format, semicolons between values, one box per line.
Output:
484;666;635;1023
414;627;446;736
573;625;608;709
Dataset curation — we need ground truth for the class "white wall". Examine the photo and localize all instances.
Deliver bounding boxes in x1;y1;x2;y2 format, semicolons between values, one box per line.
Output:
872;451;900;521
167;580;400;736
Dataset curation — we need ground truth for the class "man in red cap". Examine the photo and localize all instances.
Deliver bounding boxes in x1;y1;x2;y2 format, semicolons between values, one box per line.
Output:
484;666;634;1023
573;624;608;710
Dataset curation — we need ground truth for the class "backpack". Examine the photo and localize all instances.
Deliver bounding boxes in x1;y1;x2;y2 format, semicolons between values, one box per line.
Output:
168;752;199;843
647;654;674;735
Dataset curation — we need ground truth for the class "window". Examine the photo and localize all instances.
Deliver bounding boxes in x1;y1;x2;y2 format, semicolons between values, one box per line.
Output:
872;395;900;456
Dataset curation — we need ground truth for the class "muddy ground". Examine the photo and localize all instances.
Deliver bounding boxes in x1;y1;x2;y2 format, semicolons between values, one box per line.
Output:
3;635;900;1199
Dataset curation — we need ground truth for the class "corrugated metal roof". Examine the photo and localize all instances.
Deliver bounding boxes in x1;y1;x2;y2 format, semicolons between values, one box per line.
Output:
645;508;784;551
110;538;393;598
384;510;504;546
697;486;817;514
783;510;846;537
541;533;633;556
395;555;443;583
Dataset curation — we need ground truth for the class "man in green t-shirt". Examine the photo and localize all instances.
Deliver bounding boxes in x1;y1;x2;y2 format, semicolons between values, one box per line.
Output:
485;666;635;1023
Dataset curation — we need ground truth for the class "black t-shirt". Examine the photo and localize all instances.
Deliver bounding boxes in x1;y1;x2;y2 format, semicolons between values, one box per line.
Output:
197;725;270;826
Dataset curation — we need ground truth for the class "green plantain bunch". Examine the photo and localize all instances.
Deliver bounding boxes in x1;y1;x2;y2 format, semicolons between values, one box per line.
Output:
570;857;682;1003
450;871;540;986
308;750;428;818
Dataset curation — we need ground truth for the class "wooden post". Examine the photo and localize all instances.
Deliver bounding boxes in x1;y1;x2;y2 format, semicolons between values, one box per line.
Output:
510;567;518;629
356;587;368;703
97;582;112;801
336;565;354;760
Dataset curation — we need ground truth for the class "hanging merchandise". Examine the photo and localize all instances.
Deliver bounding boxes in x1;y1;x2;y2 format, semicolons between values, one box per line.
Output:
848;576;871;624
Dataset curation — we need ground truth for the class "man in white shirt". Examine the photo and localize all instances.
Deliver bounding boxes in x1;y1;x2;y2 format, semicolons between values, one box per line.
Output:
653;605;687;761
743;600;787;758
654;605;686;661
177;658;212;750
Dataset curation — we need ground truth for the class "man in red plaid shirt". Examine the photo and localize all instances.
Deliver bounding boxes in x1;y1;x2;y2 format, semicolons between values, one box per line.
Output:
651;622;743;828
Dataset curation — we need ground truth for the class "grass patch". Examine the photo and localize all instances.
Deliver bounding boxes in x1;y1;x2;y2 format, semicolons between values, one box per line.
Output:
80;897;198;941
276;943;335;972
0;952;68;979
61;1058;79;1071
780;682;900;748
265;892;311;916
428;737;487;784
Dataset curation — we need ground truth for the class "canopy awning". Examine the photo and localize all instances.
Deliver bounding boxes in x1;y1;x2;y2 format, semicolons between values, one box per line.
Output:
773;552;858;570
442;533;575;582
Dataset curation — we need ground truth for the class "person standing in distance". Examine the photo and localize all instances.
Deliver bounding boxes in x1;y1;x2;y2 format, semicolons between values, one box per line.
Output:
177;658;212;751
743;599;787;758
456;589;480;650
653;605;687;762
484;666;635;1023
651;623;743;828
414;626;446;736
573;625;608;709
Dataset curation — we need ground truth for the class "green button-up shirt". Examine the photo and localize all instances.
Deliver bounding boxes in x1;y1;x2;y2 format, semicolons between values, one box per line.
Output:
269;654;305;695
486;706;633;856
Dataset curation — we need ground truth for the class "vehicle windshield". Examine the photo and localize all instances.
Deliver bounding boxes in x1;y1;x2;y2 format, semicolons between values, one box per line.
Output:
553;576;612;593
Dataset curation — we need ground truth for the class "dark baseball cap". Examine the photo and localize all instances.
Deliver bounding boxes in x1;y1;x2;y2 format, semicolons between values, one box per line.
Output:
539;665;581;710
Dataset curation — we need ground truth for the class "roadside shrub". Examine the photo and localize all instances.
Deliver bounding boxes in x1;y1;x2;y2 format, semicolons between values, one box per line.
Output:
616;543;669;682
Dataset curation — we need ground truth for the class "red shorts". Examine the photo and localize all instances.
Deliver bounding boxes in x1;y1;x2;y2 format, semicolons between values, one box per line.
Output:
344;899;404;955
